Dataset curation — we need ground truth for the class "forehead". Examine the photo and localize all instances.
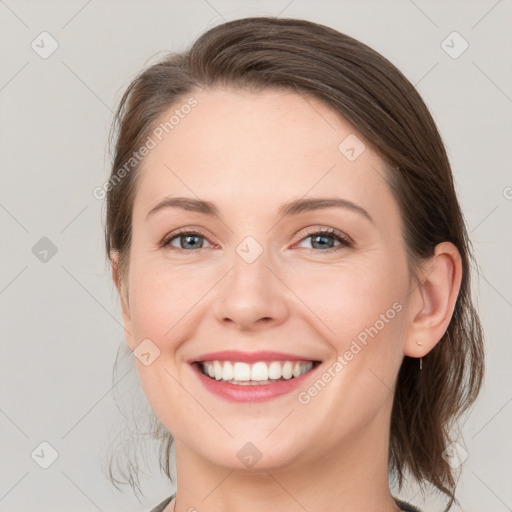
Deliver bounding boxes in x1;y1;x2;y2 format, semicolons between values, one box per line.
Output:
133;87;397;222
144;87;363;166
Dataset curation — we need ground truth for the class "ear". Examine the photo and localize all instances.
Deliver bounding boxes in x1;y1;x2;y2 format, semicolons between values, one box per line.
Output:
403;242;463;358
111;251;134;348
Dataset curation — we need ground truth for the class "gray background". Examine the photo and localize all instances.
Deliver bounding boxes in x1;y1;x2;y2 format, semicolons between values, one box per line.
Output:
0;1;511;511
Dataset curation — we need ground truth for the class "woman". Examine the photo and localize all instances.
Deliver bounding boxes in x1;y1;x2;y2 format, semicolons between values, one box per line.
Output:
105;17;484;512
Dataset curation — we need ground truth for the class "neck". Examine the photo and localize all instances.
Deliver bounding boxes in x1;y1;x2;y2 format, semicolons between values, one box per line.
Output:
169;405;401;512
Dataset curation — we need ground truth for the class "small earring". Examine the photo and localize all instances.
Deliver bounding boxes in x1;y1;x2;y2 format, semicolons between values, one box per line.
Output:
416;341;423;370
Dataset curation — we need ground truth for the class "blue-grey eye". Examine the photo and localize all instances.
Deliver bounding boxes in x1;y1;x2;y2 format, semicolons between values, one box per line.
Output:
178;234;204;250
164;230;212;250
297;229;351;251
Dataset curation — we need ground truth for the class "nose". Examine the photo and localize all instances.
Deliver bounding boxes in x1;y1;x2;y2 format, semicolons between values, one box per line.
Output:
213;246;290;332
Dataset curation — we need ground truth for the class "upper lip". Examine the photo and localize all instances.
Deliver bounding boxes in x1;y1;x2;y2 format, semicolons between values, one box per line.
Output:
188;351;321;363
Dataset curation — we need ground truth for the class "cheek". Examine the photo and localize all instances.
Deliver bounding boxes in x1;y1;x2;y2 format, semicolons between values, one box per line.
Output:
126;262;209;422
287;258;407;352
127;257;219;353
288;263;407;427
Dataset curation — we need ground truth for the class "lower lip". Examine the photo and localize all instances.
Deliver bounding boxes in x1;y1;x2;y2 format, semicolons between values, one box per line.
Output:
190;363;321;403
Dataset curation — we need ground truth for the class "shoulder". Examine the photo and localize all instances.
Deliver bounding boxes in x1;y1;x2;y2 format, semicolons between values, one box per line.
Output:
150;495;421;512
148;495;175;512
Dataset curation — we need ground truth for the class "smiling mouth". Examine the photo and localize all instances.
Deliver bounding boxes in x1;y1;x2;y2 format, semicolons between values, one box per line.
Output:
194;360;321;385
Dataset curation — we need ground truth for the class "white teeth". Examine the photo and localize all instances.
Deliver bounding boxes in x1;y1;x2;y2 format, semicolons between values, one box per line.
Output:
268;361;282;380
214;360;223;380
233;362;251;381
251;361;268;381
200;360;315;383
223;361;234;380
282;361;294;380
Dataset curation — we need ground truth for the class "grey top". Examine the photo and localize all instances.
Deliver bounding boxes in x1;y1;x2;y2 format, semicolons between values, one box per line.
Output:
149;494;422;511
149;495;174;512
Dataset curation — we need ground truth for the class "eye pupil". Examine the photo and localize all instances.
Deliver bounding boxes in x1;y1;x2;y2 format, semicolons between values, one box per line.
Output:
182;234;203;249
311;234;335;249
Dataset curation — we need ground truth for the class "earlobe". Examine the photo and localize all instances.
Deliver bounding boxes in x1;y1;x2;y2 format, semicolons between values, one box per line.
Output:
404;242;463;358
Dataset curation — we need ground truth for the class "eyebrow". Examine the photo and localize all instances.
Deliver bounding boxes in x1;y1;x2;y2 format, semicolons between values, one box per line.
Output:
146;196;373;222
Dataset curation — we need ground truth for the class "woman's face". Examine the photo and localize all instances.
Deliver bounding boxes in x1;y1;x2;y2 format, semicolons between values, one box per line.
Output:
120;88;414;471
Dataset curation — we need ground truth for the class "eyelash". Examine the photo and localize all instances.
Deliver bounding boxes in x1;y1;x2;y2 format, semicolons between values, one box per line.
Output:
161;227;353;253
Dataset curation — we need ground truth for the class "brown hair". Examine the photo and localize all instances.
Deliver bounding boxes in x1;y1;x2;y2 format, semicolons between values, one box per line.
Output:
106;17;484;508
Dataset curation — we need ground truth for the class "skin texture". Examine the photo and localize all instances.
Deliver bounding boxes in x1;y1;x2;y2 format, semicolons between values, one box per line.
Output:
113;88;462;512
